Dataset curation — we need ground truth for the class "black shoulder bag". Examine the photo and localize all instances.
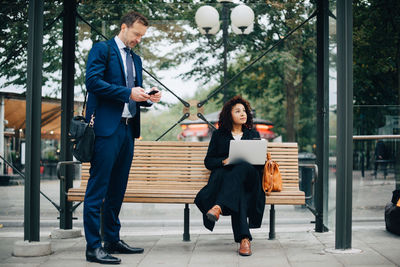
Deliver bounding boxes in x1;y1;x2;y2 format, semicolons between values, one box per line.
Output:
69;93;95;162
68;43;111;162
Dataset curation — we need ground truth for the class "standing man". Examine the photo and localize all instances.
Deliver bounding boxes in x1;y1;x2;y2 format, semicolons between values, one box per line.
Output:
84;11;161;264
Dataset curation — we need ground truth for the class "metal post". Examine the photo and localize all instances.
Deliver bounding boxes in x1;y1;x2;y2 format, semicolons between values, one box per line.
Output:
268;205;275;240
60;0;77;229
183;204;190;241
315;0;329;232
221;2;229;104
336;0;353;249
25;0;44;242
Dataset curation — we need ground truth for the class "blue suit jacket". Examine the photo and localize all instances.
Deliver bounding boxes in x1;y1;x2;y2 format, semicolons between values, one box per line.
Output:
85;38;151;138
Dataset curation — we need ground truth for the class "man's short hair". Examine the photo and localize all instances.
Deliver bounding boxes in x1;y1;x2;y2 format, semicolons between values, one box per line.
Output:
120;11;149;27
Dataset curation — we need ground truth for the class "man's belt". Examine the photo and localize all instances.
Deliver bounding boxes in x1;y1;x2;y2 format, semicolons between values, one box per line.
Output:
120;117;133;125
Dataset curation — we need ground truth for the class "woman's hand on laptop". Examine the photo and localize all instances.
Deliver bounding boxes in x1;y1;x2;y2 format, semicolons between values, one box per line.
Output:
222;158;229;165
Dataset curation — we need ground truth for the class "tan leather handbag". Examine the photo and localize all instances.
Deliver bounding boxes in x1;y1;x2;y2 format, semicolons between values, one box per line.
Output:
262;152;282;195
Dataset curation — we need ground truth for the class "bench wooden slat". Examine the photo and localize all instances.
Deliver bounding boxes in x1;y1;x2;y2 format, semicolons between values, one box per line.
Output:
130;168;209;172
134;141;209;146
127;175;209;179
68;191;305;205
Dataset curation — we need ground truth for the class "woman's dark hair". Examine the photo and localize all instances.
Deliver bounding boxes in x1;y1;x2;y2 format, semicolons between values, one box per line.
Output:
120;11;149;27
218;95;253;132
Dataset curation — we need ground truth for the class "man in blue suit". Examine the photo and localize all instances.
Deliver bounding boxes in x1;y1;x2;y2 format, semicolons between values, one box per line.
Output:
84;11;161;264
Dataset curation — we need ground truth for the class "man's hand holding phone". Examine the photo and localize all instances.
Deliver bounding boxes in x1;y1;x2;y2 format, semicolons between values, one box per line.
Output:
146;89;158;95
146;87;161;103
130;87;150;102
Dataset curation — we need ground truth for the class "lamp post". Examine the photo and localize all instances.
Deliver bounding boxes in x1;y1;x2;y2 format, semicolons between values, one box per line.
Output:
195;1;255;103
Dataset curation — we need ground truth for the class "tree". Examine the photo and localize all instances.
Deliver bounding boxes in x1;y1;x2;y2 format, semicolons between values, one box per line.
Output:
0;1;63;93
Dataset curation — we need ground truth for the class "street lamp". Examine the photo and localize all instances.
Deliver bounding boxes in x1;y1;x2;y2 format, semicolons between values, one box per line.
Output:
195;1;255;103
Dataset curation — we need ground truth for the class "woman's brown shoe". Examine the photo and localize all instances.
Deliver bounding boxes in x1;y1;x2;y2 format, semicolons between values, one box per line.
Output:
239;238;252;256
206;205;222;222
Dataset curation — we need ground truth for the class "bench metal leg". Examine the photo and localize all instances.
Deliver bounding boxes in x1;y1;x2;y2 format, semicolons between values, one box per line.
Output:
183;203;190;241
269;204;275;240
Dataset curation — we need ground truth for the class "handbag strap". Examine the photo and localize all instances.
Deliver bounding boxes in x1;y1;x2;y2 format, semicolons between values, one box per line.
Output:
81;42;111;117
81;91;88;116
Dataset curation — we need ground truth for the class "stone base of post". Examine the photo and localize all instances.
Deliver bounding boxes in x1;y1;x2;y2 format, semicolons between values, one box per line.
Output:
324;248;362;254
50;228;82;239
13;240;52;257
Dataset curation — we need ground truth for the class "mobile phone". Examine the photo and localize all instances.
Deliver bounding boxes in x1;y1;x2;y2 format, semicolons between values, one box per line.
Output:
146;89;159;95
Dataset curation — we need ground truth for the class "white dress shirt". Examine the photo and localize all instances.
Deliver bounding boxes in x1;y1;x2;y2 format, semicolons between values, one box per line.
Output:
114;36;135;118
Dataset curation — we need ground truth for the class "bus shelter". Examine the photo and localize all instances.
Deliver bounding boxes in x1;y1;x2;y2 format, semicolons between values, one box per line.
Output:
11;0;355;253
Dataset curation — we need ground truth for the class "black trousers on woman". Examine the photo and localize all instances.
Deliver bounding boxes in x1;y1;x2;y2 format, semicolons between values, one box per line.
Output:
195;161;264;243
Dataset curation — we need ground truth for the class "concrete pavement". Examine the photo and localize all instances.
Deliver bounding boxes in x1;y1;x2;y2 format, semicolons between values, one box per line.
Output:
0;170;399;266
0;227;399;266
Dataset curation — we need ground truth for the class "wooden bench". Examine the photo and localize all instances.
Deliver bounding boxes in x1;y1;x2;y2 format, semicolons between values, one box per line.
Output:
67;141;305;240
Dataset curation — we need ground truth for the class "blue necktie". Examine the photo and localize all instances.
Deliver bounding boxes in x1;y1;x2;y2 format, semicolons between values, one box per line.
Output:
124;47;136;117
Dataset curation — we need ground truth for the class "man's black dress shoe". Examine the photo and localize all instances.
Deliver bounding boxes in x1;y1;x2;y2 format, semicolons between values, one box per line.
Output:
86;247;121;264
104;240;144;254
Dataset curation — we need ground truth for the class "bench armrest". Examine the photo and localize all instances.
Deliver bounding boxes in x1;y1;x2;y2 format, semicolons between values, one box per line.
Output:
298;163;318;181
57;161;82;180
298;163;318;200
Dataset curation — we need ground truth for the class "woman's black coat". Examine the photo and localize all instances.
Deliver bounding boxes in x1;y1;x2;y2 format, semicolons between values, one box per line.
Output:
194;128;266;231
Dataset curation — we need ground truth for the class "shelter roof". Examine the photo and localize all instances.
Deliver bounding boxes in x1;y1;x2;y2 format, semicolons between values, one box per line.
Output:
1;92;83;140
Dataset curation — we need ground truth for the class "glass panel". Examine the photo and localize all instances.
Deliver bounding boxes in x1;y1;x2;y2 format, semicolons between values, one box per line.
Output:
328;5;337;231
327;0;400;232
352;0;400;230
352;107;400;224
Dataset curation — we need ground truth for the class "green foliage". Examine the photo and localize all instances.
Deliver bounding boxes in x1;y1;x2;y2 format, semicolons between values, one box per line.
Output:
0;1;29;88
0;1;64;92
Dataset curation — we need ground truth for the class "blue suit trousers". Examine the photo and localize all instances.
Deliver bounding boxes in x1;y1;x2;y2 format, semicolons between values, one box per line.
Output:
83;122;134;249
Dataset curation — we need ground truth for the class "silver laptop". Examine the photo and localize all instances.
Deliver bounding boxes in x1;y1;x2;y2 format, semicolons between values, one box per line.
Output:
228;140;267;165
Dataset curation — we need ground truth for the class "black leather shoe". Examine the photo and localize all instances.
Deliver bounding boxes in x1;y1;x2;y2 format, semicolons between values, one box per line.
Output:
104;240;144;254
86;247;121;264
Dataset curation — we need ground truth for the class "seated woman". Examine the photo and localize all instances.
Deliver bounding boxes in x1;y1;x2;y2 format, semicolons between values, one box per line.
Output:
194;96;265;256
